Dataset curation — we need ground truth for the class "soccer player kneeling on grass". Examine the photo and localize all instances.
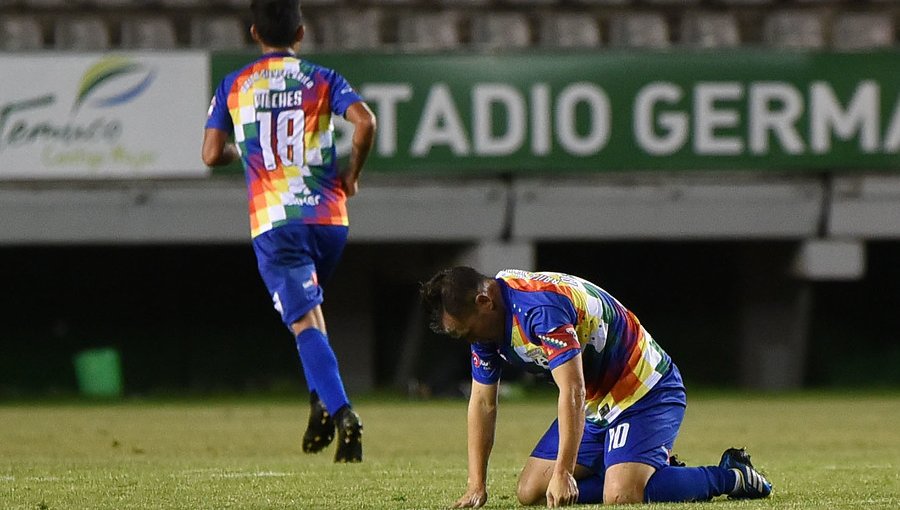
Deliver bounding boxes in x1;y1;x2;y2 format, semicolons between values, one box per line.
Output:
202;0;376;462
421;267;772;507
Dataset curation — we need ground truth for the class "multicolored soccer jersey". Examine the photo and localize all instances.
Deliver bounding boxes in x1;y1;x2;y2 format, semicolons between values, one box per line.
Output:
206;52;363;238
471;269;673;427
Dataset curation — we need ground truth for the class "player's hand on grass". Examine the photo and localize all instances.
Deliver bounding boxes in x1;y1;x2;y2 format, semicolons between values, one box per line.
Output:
450;484;487;508
546;471;578;507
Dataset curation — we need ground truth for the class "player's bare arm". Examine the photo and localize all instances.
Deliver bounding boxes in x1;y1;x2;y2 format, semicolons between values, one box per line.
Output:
201;128;239;167
452;379;498;509
547;354;586;507
341;101;376;197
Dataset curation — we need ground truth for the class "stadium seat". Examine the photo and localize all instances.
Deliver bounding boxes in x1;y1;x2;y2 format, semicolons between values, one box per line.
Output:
0;16;44;50
762;10;825;49
55;18;110;51
679;11;740;48
471;12;531;50
437;0;491;6
80;0;137;7
569;0;631;5
644;0;700;5
608;12;670;49
501;0;559;5
316;9;381;50
120;18;177;50
189;16;247;49
711;0;774;4
831;13;895;50
22;0;67;8
268;0;348;7
538;13;600;49
160;0;206;8
397;11;462;52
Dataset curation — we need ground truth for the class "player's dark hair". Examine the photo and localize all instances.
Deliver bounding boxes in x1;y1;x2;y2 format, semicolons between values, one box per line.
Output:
251;0;303;47
420;266;488;335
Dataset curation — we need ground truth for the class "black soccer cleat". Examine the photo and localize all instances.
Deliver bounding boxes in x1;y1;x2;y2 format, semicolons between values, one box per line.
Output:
302;396;335;454
333;406;363;463
719;448;773;499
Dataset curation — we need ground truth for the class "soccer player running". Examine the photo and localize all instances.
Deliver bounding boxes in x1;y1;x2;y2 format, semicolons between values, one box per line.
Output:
421;267;772;506
202;0;376;462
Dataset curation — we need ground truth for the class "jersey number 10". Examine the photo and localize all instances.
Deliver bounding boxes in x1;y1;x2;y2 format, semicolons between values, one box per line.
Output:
257;109;305;171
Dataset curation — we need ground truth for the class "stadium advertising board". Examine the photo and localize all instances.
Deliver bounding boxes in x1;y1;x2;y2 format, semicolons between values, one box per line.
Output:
212;51;900;174
0;53;209;179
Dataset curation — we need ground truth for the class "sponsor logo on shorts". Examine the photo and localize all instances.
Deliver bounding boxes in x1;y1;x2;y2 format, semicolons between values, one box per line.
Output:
524;346;550;369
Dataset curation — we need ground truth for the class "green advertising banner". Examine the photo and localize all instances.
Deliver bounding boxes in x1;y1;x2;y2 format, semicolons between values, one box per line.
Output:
211;51;900;174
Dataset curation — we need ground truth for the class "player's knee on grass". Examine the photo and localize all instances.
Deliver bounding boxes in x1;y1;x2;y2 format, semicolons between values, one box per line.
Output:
515;481;545;506
516;471;547;506
603;485;645;505
604;462;655;505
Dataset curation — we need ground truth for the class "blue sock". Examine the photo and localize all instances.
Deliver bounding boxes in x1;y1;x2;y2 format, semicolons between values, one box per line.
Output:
295;328;350;415
300;362;317;396
644;466;737;502
576;474;605;504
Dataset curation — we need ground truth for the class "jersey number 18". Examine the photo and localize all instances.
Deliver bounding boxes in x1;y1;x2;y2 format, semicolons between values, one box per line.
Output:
257;109;305;171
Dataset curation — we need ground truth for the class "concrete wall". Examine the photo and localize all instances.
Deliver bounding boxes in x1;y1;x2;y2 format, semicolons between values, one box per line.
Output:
3;173;898;391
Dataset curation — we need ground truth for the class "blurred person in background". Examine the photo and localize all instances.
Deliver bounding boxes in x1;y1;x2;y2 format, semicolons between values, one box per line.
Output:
421;267;771;507
202;0;376;462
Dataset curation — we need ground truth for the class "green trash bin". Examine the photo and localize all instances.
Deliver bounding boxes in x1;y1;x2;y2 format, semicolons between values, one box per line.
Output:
73;348;123;398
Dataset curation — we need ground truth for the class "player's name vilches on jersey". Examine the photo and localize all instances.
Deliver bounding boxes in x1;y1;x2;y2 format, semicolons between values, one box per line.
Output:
254;90;304;110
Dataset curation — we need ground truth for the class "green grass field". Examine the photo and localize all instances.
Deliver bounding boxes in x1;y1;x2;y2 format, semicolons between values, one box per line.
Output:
1;392;898;509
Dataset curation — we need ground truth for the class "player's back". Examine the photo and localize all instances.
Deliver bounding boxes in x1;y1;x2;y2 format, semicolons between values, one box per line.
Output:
496;269;673;425
209;52;362;237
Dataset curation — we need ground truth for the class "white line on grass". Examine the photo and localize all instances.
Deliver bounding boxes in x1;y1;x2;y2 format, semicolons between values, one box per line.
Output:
177;468;222;475
178;469;294;479
212;471;293;479
822;464;896;470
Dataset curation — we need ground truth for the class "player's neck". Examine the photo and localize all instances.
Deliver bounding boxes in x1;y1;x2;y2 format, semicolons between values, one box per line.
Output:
259;44;299;56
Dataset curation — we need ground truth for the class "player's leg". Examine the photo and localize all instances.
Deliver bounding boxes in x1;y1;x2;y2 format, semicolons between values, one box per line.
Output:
605;406;768;503
604;365;769;503
517;457;598;506
252;224;360;462
290;305;360;463
517;419;606;505
294;224;351;453
300;224;361;462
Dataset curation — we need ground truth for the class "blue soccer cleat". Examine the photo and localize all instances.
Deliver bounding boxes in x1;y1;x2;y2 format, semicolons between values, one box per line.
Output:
719;448;772;499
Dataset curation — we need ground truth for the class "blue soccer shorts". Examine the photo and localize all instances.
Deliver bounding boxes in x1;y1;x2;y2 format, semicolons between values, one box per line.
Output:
251;223;349;328
531;364;687;474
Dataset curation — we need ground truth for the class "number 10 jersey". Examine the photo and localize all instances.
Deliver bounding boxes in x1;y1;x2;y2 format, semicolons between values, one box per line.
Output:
206;52;363;238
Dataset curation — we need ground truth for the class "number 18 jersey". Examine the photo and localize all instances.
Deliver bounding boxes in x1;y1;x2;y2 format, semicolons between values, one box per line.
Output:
206;52;363;238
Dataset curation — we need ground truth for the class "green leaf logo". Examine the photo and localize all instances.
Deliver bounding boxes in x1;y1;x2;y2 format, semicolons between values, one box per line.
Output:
73;57;155;111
